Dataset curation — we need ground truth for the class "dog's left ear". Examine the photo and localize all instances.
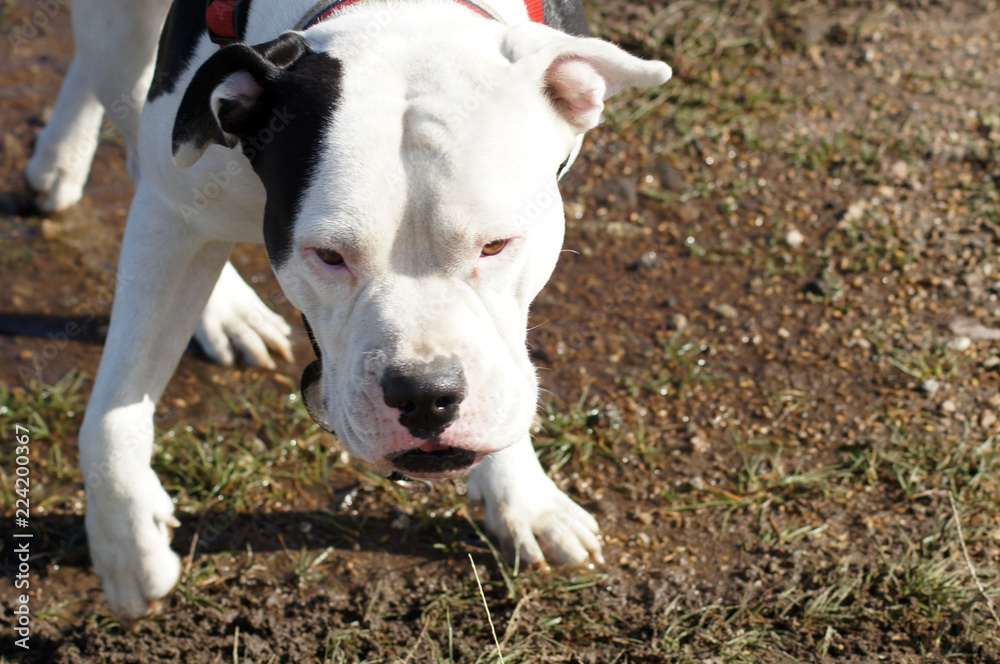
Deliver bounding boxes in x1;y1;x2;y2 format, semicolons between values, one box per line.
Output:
502;23;671;132
172;33;309;168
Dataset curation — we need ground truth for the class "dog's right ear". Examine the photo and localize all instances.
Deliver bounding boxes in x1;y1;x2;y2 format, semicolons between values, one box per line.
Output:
172;33;309;168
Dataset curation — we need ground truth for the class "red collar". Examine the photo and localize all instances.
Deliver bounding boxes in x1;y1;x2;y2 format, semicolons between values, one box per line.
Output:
207;0;545;46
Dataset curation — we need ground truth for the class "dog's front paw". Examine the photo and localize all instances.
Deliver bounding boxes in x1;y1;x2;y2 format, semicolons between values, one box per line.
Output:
85;471;182;622
194;262;294;368
468;441;603;569
482;483;604;569
24;157;91;214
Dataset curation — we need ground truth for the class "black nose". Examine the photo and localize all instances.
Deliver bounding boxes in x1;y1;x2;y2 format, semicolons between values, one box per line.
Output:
380;357;466;440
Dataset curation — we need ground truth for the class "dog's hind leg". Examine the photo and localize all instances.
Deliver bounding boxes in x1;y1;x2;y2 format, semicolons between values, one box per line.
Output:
25;0;172;211
24;53;106;213
78;184;235;621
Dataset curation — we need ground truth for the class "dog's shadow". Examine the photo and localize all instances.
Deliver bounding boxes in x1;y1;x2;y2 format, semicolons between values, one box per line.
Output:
6;507;491;577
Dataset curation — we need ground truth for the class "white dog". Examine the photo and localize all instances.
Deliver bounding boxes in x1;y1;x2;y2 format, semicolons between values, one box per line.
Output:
24;0;670;620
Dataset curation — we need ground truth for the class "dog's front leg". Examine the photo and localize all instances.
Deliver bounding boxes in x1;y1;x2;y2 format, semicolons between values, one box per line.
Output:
79;186;235;621
468;437;604;569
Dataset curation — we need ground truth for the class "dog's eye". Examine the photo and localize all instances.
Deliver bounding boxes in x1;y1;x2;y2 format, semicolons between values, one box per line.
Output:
316;247;344;266
481;239;507;257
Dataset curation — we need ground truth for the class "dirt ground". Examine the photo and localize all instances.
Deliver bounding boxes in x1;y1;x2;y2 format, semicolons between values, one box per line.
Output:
1;0;1000;662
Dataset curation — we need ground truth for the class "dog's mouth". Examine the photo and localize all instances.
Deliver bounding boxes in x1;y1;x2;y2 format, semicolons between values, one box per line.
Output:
386;446;480;477
302;358;485;478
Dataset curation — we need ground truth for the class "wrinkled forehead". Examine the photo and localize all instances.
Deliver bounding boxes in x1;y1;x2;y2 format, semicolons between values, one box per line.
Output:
293;17;568;259
303;10;572;170
303;6;510;97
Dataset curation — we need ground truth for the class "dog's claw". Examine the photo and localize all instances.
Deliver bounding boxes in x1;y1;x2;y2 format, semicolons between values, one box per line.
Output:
194;262;293;368
85;460;183;625
468;441;604;569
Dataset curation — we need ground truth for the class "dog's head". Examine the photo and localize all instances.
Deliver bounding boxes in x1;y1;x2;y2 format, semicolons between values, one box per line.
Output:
172;6;670;478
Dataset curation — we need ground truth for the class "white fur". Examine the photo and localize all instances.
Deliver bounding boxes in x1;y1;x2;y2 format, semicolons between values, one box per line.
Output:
30;0;670;619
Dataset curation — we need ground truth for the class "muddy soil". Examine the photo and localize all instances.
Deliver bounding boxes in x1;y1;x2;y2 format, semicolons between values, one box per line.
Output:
1;1;1000;662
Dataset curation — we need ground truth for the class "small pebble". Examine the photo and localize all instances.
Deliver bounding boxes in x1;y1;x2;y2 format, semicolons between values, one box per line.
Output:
921;378;941;395
889;160;910;181
637;251;662;271
841;200;867;225
946;336;972;352
710;302;739;319
690;430;710;453
657;162;687;191
670;313;689;331
777;327;791;339
785;228;804;248
633;511;654;525
940;400;957;414
40;219;62;240
982;356;1000;369
981;410;998;429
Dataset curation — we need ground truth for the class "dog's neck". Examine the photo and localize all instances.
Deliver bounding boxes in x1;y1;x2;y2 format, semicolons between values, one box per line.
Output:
296;0;506;29
209;0;541;46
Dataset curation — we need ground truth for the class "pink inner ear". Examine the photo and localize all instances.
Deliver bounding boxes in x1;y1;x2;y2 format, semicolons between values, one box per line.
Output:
544;57;607;131
218;70;263;102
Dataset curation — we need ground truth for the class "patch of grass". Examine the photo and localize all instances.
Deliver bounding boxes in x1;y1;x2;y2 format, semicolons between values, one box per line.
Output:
884;337;959;384
154;377;340;515
0;370;87;512
639;332;714;401
533;385;609;473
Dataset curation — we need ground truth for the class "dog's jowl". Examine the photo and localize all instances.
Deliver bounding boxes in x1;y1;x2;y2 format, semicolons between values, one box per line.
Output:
25;0;671;619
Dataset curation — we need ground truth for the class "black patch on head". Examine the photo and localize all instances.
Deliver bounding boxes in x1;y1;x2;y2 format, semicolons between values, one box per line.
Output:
148;0;208;101
542;0;590;36
251;49;342;269
172;33;343;269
